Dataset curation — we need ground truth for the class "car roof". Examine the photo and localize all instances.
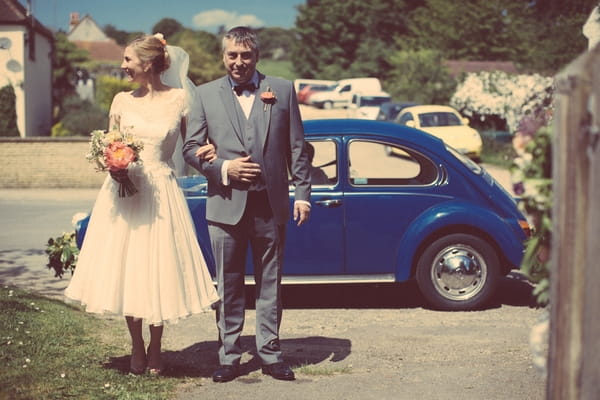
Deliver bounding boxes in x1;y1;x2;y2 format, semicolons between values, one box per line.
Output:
400;105;460;115
303;118;446;150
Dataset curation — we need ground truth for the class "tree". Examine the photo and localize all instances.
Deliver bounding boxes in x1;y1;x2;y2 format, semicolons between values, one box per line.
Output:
152;18;184;40
52;32;89;117
405;0;598;75
385;49;456;104
522;0;598;74
0;85;19;136
168;29;223;85
256;27;296;60
103;24;143;46
291;0;424;79
403;0;534;64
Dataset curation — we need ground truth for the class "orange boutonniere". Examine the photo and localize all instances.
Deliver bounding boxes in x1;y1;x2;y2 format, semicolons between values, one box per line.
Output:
260;87;276;111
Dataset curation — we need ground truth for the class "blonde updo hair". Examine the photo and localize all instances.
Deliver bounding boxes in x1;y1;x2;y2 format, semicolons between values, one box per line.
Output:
127;34;170;74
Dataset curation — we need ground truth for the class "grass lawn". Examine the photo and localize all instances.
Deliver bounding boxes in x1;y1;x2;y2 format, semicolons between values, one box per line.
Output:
0;286;179;400
257;59;297;81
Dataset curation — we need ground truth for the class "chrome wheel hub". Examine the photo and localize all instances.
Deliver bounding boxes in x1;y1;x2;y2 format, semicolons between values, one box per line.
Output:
431;245;486;301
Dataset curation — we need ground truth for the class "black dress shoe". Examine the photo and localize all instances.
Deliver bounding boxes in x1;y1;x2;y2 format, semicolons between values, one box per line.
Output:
262;362;295;381
212;365;238;383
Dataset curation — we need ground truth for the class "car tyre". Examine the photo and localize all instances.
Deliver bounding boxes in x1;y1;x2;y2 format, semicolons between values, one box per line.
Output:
416;233;500;311
323;101;333;110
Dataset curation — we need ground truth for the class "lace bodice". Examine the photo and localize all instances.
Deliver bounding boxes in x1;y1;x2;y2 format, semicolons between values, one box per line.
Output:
109;89;188;176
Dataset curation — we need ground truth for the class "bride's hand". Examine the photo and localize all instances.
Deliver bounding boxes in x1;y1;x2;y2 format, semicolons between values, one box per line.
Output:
195;144;216;162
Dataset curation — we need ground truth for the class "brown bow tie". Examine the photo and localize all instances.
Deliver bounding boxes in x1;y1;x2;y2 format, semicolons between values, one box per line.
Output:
233;82;256;96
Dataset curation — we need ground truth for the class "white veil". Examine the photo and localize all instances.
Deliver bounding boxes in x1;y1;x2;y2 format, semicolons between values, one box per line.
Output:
160;43;198;177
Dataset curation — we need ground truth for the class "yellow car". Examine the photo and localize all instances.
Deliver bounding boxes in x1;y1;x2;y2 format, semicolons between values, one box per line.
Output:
395;105;483;161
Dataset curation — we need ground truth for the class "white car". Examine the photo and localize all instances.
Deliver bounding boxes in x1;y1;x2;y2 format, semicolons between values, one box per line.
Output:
395;105;483;160
346;92;391;119
309;77;382;109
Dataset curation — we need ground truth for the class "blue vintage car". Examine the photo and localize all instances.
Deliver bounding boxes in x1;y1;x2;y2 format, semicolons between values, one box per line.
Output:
75;119;530;311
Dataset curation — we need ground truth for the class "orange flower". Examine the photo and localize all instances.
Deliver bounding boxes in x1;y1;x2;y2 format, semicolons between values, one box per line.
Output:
104;142;136;171
261;87;276;111
260;90;276;103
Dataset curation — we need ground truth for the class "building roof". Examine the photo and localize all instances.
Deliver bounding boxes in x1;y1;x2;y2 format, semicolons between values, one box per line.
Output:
0;0;54;41
67;14;123;63
444;60;519;77
72;39;124;63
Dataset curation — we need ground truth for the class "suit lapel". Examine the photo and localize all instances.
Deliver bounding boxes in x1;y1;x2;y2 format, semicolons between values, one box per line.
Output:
218;76;245;145
253;73;271;152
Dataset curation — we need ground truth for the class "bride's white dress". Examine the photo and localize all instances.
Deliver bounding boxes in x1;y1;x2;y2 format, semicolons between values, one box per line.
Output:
65;89;219;325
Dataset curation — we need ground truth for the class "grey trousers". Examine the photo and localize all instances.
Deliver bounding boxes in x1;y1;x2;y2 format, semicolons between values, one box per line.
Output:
208;191;287;366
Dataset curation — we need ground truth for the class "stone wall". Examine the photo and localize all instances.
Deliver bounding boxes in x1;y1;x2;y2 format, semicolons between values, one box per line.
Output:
0;137;106;188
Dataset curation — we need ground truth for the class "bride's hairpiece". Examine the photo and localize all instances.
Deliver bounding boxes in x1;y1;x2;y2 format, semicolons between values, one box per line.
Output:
153;32;167;46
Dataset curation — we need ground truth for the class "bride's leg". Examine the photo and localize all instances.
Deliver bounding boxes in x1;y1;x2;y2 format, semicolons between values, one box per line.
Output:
148;324;164;374
126;316;146;374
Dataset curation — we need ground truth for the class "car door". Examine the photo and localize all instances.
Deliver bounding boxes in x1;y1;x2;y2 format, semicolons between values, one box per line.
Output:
283;138;345;276
342;137;443;275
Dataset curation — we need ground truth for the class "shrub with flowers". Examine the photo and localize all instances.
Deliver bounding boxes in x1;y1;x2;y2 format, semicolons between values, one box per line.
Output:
451;71;554;134
452;71;554;306
46;231;78;278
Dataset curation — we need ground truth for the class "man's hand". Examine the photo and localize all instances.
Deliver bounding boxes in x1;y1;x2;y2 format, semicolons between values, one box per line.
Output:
195;143;217;162
227;156;262;183
293;202;311;226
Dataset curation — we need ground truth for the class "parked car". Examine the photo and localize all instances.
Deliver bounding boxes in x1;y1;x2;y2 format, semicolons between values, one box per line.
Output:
293;78;336;94
74;119;530;311
395;105;483;161
376;102;418;121
309;77;382;109
297;83;336;105
346;92;392;119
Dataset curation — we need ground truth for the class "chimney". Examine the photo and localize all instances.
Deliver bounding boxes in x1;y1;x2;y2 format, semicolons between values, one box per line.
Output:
69;12;80;32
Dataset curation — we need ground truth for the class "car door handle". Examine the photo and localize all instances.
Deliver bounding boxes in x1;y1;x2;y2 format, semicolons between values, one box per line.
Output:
315;199;343;208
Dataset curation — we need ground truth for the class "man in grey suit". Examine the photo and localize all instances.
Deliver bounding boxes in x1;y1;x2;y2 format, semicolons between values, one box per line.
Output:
183;26;311;382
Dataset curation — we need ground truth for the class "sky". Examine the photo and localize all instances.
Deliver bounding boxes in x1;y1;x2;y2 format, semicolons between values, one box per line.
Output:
19;0;304;34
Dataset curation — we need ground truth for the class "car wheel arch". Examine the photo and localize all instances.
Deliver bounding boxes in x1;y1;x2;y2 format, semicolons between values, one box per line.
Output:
391;204;516;282
407;224;507;280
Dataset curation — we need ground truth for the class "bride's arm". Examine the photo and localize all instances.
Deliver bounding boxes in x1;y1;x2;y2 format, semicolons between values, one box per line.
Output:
181;116;216;162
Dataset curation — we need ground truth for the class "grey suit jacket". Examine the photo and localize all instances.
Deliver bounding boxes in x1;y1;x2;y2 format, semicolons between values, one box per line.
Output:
183;72;311;225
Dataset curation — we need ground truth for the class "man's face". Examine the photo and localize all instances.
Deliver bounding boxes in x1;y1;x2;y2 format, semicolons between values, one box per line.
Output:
222;38;258;84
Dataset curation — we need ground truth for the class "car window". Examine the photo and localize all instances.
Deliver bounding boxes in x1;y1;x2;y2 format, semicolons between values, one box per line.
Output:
397;112;414;125
419;112;462;127
305;140;337;185
348;139;437;186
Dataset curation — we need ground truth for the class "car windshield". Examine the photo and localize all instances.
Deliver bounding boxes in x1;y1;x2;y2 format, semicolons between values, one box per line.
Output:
360;96;391;107
419;112;462;127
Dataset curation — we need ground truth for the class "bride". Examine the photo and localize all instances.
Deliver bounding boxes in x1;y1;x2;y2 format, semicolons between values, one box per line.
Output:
64;33;219;375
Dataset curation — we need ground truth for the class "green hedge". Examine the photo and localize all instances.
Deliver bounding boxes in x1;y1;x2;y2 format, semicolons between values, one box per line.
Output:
0;85;19;137
95;75;137;112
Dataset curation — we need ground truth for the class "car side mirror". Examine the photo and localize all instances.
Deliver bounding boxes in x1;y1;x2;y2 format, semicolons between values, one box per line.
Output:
462;117;469;125
405;120;416;128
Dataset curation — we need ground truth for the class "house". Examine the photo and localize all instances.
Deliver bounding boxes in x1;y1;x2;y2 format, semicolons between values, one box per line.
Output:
67;13;123;75
0;0;53;137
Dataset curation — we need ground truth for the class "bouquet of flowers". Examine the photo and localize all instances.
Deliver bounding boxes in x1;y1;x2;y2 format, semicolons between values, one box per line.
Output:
86;127;144;197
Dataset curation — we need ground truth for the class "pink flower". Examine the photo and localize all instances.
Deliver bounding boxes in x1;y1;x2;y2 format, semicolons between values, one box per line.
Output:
104;142;136;171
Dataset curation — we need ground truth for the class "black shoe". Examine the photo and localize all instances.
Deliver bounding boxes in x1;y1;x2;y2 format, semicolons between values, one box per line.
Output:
262;362;295;381
212;365;238;383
